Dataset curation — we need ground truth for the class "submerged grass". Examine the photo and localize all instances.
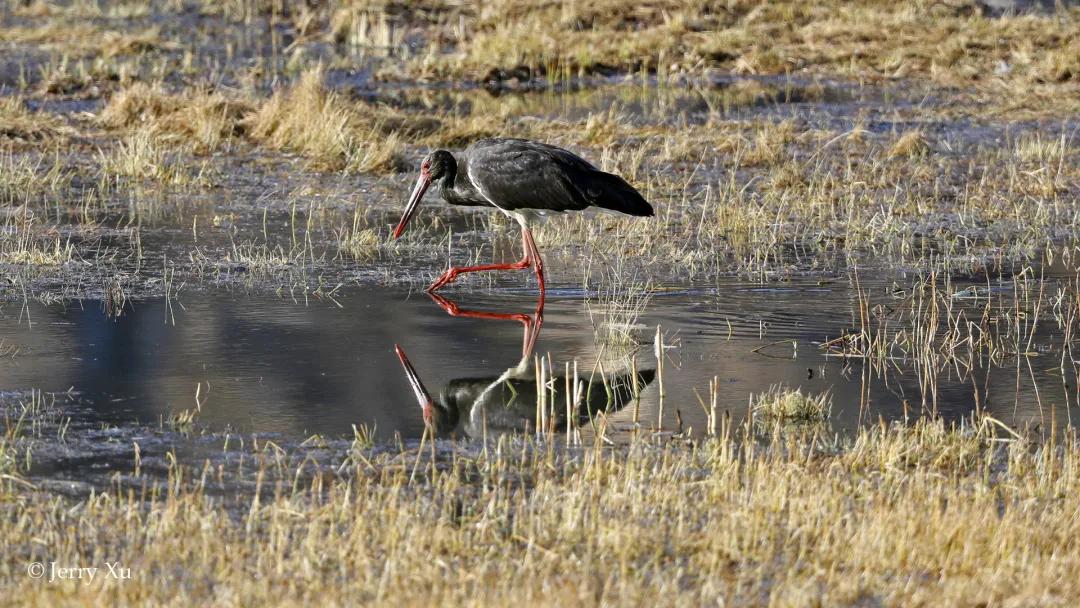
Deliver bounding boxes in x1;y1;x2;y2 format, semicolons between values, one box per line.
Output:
1;412;1078;605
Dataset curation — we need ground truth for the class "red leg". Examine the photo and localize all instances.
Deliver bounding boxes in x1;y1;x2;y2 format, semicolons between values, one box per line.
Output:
521;227;545;300
428;292;543;358
426;259;529;292
427;226;545;293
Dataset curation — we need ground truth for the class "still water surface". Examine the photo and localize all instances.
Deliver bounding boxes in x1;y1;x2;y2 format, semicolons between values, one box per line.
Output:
1;276;1072;443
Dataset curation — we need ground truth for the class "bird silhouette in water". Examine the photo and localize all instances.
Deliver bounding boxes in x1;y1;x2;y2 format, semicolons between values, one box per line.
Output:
395;293;655;437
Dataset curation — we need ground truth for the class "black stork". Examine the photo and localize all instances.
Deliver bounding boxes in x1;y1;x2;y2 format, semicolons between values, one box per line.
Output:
394;293;655;436
392;138;654;295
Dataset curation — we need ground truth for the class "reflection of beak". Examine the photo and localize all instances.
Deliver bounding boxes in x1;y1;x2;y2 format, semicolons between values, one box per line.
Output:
392;170;431;240
394;344;435;426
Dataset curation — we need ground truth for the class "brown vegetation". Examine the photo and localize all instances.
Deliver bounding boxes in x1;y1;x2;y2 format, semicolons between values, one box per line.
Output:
1;406;1077;605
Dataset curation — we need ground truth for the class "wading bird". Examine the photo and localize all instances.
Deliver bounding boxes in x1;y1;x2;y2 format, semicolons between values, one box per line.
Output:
392;138;654;295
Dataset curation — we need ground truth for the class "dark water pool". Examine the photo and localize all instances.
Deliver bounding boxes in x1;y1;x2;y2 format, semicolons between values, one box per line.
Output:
2;275;1074;444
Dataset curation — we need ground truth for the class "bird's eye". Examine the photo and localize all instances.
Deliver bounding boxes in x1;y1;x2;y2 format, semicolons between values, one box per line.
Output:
421;160;430;171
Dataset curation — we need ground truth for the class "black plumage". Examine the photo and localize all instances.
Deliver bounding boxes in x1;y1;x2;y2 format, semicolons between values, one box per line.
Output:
432;368;656;436
397;341;656;438
457;138;654;216
393;137;654;294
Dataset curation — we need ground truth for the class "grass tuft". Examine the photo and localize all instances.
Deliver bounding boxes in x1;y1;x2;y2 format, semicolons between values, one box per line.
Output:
0;97;67;143
888;129;931;158
245;68;407;174
751;384;831;422
100;83;253;153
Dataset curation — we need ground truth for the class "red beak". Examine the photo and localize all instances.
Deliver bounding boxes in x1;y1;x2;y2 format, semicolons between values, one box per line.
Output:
394;345;435;426
393;170;431;240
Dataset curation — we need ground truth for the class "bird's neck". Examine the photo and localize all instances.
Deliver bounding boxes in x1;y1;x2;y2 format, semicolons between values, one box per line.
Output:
429;388;463;434
438;176;456;202
429;399;459;433
438;159;481;206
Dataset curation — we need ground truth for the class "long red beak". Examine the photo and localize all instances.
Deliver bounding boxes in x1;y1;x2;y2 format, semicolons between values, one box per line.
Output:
394;344;435;426
392;171;431;240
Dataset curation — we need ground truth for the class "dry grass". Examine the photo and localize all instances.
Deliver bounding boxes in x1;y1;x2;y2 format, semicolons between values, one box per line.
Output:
0;151;70;204
3;68;1077;287
0;210;74;266
97;127;211;186
383;1;1080;91
1;410;1078;605
2;1;1076;120
0;20;165;58
100;83;253;153
338;227;380;260
507;106;1078;284
888;129;931;158
751;384;831;423
97;73;415;173
245;69;407;174
0;97;68;144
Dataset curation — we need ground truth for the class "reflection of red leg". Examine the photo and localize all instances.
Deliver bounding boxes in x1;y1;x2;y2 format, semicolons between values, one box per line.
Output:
428;292;543;359
427;227;545;294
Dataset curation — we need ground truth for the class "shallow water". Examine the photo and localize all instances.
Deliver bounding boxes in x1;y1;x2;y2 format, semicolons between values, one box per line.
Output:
2;43;1077;489
2;273;1074;448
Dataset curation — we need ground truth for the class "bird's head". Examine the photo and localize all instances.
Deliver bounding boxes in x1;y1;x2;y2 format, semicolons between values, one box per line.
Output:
394;344;456;432
393;150;455;240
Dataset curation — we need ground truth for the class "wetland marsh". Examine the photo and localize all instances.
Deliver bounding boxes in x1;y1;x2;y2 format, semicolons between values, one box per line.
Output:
2;0;1080;605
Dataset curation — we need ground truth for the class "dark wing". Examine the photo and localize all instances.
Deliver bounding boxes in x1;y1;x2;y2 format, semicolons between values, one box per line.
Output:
465;139;592;213
465;138;653;216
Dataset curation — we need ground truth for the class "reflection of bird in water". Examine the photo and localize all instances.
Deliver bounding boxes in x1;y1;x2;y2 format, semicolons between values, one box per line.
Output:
395;294;655;437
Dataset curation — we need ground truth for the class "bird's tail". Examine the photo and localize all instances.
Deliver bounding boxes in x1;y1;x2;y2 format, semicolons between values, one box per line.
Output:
585;171;654;217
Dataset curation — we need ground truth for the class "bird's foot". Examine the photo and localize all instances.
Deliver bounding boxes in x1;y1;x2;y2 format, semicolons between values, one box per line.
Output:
426;269;457;292
426;260;532;292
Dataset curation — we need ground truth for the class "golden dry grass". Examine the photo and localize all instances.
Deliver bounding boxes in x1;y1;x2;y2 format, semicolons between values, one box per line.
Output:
1;414;1078;606
0;97;69;144
0;210;74;266
245;69;408;174
887;129;930;158
5;1;1076;118
0;20;165;58
751;384;831;422
387;1;1080;91
100;83;253;153
96;71;416;174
